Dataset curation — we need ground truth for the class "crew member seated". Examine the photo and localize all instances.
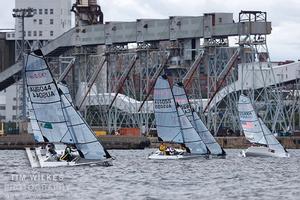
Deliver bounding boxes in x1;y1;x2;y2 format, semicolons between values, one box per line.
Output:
47;143;57;155
46;143;59;160
60;145;75;162
180;143;191;153
165;146;175;155
159;143;167;155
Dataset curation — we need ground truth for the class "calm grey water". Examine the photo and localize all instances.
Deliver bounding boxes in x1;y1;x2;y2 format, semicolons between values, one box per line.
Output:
0;149;299;200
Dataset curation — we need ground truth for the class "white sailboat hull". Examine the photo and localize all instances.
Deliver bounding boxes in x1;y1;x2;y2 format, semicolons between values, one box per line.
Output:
26;147;112;168
148;150;208;160
240;146;290;158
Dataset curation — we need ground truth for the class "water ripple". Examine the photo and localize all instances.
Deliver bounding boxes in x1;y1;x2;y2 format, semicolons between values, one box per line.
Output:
0;149;299;200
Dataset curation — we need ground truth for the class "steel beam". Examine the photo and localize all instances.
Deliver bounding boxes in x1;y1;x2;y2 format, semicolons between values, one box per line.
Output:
108;54;138;109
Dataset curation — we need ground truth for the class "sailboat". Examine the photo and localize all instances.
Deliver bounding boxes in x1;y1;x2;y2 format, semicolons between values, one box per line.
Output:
148;75;209;160
173;83;226;157
238;94;290;158
25;50;113;167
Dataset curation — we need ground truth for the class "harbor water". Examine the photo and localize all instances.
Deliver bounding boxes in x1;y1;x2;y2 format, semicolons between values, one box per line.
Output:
0;149;299;200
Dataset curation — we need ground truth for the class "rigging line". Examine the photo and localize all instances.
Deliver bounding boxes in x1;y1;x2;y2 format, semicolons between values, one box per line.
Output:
169;131;183;143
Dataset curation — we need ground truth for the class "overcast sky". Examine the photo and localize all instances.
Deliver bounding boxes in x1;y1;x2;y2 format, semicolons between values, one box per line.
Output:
1;0;299;61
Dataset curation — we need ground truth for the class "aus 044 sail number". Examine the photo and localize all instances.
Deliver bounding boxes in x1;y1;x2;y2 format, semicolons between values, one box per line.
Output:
30;85;55;98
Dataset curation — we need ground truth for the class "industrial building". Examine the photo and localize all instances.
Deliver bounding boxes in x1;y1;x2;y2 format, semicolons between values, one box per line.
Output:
0;0;73;123
0;1;299;136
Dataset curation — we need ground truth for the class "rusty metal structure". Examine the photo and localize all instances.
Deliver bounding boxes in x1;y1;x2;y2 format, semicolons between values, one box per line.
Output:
2;3;300;135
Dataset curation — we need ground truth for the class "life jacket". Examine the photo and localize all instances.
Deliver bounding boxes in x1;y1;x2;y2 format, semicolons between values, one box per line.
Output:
159;144;166;151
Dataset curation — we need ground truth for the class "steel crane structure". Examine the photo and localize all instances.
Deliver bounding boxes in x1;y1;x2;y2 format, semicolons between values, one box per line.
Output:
2;5;300;135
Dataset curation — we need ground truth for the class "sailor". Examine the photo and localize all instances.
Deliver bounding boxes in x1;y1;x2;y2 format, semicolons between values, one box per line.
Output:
159;143;167;155
61;145;73;162
46;143;59;161
180;143;191;153
48;143;57;156
166;146;175;155
40;143;47;156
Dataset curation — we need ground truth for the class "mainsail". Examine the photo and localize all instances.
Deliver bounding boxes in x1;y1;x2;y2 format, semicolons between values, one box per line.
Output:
173;83;224;155
27;82;72;143
25;50;110;160
238;94;286;153
26;52;70;143
154;75;183;143
238;95;267;144
154;75;207;154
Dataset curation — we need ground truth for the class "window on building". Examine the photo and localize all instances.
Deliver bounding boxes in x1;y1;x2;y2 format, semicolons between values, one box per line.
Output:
39;9;42;15
39;31;43;36
28;31;31;37
12;106;18;110
33;9;37;15
218;18;222;23
0;106;5;110
50;19;54;25
12;115;17;120
33;19;37;23
44;9;48;14
7;34;10;38
33;31;37;36
50;31;54;36
50;9;54;14
39;19;43;25
12;33;15;37
0;116;5;120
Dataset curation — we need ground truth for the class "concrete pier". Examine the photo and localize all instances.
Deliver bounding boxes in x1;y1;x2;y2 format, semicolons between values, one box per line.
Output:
0;134;299;150
0;134;150;150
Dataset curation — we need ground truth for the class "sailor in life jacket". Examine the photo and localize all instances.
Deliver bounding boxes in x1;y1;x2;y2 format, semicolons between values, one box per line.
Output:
159;143;167;154
61;145;74;162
